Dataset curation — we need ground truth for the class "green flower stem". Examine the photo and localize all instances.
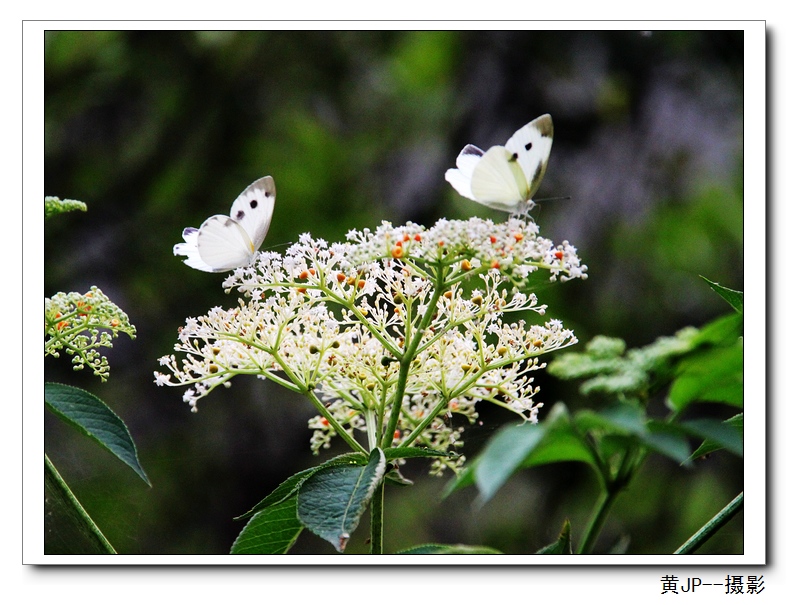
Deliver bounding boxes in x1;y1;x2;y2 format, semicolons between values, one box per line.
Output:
674;492;743;554
319;284;402;359
261;337;364;454
381;261;446;449
369;482;384;554
304;390;366;454
44;454;116;554
399;395;450;449
577;443;648;554
576;486;620;555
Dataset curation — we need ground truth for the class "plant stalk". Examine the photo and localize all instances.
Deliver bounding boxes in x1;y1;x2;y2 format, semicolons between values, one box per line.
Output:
369;482;384;554
381;262;446;448
674;492;743;554
576;486;621;555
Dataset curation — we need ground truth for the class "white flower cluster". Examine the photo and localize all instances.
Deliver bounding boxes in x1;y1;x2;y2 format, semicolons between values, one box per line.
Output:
156;217;586;473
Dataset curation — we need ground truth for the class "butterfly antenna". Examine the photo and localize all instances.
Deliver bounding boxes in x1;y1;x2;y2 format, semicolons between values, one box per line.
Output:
534;196;572;203
263;241;294;252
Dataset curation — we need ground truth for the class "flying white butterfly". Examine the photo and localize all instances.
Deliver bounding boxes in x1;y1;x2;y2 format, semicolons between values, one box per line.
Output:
174;176;276;272
445;114;553;215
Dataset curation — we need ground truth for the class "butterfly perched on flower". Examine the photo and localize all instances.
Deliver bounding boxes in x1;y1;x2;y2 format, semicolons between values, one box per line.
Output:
445;114;553;216
174;176;276;272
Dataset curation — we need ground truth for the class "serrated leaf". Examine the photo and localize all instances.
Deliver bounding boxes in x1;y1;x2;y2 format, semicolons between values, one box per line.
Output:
45;382;150;485
700;276;743;314
297;447;386;552
536;520;572;554
234;452;369;521
396;543;503;554
230;495;303;554
234;467;318;521
690;440;722;461
681;417;743;458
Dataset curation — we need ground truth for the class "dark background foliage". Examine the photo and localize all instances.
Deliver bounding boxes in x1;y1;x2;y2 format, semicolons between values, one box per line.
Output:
44;30;744;555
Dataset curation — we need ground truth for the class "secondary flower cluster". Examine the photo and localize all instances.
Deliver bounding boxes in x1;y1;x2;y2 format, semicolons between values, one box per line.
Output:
156;217;586;473
45;286;137;381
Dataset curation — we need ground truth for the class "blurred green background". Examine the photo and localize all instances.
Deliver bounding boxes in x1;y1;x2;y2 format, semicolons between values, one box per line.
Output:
44;30;744;555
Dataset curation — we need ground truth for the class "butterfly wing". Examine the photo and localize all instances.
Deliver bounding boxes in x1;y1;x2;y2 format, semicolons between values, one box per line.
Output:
445;144;484;199
469;145;524;211
228;176;276;251
195;214;256;272
173;227;217;272
503;114;553;202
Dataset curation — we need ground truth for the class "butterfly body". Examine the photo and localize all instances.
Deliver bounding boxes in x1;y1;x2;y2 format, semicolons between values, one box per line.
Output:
174;176;276;272
445;114;553;215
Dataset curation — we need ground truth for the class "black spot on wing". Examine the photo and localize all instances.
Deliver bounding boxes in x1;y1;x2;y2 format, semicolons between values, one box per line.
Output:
250;199;258;208
234;210;245;221
525;142;533;151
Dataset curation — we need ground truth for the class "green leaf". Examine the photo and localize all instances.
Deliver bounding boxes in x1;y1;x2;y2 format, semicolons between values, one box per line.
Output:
536;520;572;554
700;276;743;314
474;423;545;503
691;313;743;346
469;405;597;504
575;404;646;435
230;495;303;554
682;416;743;458
668;342;743;411
396;544;503;554
639;423;692;465
233;452;368;521
233;467;318;521
521;406;599;468
297;447;387;552
383;466;414;486
725;413;744;435
442;460;479;497
45;454;116;554
45;382;150;485
574;406;692;465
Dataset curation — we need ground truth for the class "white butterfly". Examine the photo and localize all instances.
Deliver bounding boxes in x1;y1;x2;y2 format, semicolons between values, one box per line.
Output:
445;114;553;215
174;176;276;273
